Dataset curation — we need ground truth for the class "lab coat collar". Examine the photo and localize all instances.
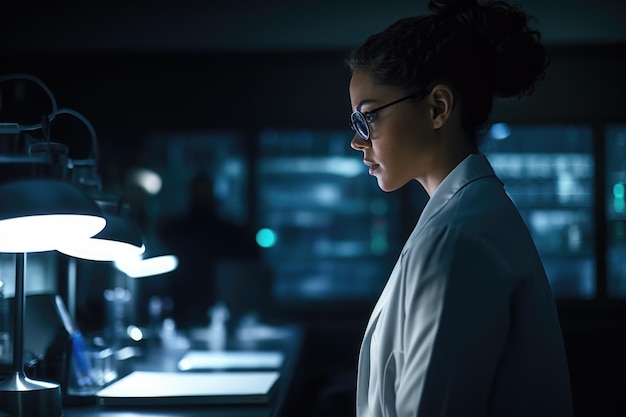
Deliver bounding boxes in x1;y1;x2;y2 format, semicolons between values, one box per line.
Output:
364;155;497;334
367;154;497;331
414;153;499;233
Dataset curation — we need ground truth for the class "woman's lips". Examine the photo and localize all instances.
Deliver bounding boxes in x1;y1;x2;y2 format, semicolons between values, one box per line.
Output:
364;160;380;175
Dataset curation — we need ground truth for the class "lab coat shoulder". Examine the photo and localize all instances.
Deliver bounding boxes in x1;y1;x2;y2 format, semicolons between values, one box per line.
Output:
393;224;572;415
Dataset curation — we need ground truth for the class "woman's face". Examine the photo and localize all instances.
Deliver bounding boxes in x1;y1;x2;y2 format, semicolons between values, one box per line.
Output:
349;71;437;192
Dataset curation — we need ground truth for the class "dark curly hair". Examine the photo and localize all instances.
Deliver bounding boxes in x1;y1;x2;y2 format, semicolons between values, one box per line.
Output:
346;0;550;145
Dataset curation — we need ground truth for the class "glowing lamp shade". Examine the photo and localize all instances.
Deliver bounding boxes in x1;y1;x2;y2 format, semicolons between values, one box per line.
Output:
0;179;106;253
115;254;179;278
56;213;145;261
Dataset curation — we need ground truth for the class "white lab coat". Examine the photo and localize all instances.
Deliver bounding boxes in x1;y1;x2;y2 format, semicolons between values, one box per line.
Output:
356;154;573;417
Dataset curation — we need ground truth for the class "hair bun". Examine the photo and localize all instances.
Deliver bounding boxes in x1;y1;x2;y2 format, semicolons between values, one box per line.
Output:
428;0;478;16
429;0;549;99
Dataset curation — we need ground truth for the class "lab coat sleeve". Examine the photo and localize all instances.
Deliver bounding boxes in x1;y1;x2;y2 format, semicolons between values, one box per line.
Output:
396;225;516;417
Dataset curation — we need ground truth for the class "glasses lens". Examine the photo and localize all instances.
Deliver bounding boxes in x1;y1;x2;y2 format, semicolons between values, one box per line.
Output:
350;112;369;140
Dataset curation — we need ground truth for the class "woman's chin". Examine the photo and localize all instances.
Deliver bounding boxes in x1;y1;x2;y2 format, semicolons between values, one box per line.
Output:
376;178;402;193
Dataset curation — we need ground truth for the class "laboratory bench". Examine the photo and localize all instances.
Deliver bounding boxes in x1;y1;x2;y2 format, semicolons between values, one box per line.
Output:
60;324;304;417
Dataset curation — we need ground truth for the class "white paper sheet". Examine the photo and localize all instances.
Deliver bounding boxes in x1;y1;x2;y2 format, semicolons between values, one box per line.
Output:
177;350;284;371
95;370;280;406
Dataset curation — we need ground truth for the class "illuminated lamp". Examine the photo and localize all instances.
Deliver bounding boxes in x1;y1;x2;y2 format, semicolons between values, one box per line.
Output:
115;253;179;278
0;178;105;417
114;236;178;279
56;197;144;262
0;75;105;416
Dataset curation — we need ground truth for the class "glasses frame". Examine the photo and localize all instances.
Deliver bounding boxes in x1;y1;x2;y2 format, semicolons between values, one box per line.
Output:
350;91;426;140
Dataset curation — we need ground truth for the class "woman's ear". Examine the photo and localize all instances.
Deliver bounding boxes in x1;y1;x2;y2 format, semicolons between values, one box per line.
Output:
429;84;455;130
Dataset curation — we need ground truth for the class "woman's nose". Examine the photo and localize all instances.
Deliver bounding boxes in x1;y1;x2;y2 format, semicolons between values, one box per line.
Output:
350;134;369;151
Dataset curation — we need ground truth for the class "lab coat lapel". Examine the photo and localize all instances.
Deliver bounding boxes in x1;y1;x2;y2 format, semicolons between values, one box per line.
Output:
361;155;496;332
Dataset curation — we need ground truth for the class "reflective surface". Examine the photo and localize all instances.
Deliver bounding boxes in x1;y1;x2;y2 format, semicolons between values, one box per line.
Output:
139;125;599;300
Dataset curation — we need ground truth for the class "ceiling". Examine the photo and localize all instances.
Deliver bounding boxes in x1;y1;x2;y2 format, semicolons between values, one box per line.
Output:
2;0;626;53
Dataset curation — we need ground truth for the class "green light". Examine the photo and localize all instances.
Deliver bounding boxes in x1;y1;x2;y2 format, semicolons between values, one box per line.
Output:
371;235;388;255
256;228;277;248
615;199;625;214
614;183;625;199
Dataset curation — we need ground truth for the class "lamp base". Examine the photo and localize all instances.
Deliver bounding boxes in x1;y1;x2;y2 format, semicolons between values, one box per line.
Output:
0;372;63;417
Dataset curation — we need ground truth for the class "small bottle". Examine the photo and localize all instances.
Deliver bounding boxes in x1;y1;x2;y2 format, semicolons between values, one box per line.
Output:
207;301;230;351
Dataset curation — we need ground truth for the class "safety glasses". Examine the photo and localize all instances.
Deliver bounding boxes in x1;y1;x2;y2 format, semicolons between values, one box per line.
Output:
349;91;426;140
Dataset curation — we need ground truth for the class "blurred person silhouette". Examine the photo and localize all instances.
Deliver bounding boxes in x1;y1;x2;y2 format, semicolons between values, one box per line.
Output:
157;171;261;331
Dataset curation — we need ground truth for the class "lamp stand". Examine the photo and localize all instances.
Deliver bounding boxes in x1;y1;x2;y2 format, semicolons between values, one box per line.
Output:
0;253;63;417
67;256;77;323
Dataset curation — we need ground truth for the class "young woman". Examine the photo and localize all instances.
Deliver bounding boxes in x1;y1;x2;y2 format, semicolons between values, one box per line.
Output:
347;0;573;416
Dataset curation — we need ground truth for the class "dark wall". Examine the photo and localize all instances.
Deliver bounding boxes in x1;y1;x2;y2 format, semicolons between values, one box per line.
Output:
2;43;626;133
